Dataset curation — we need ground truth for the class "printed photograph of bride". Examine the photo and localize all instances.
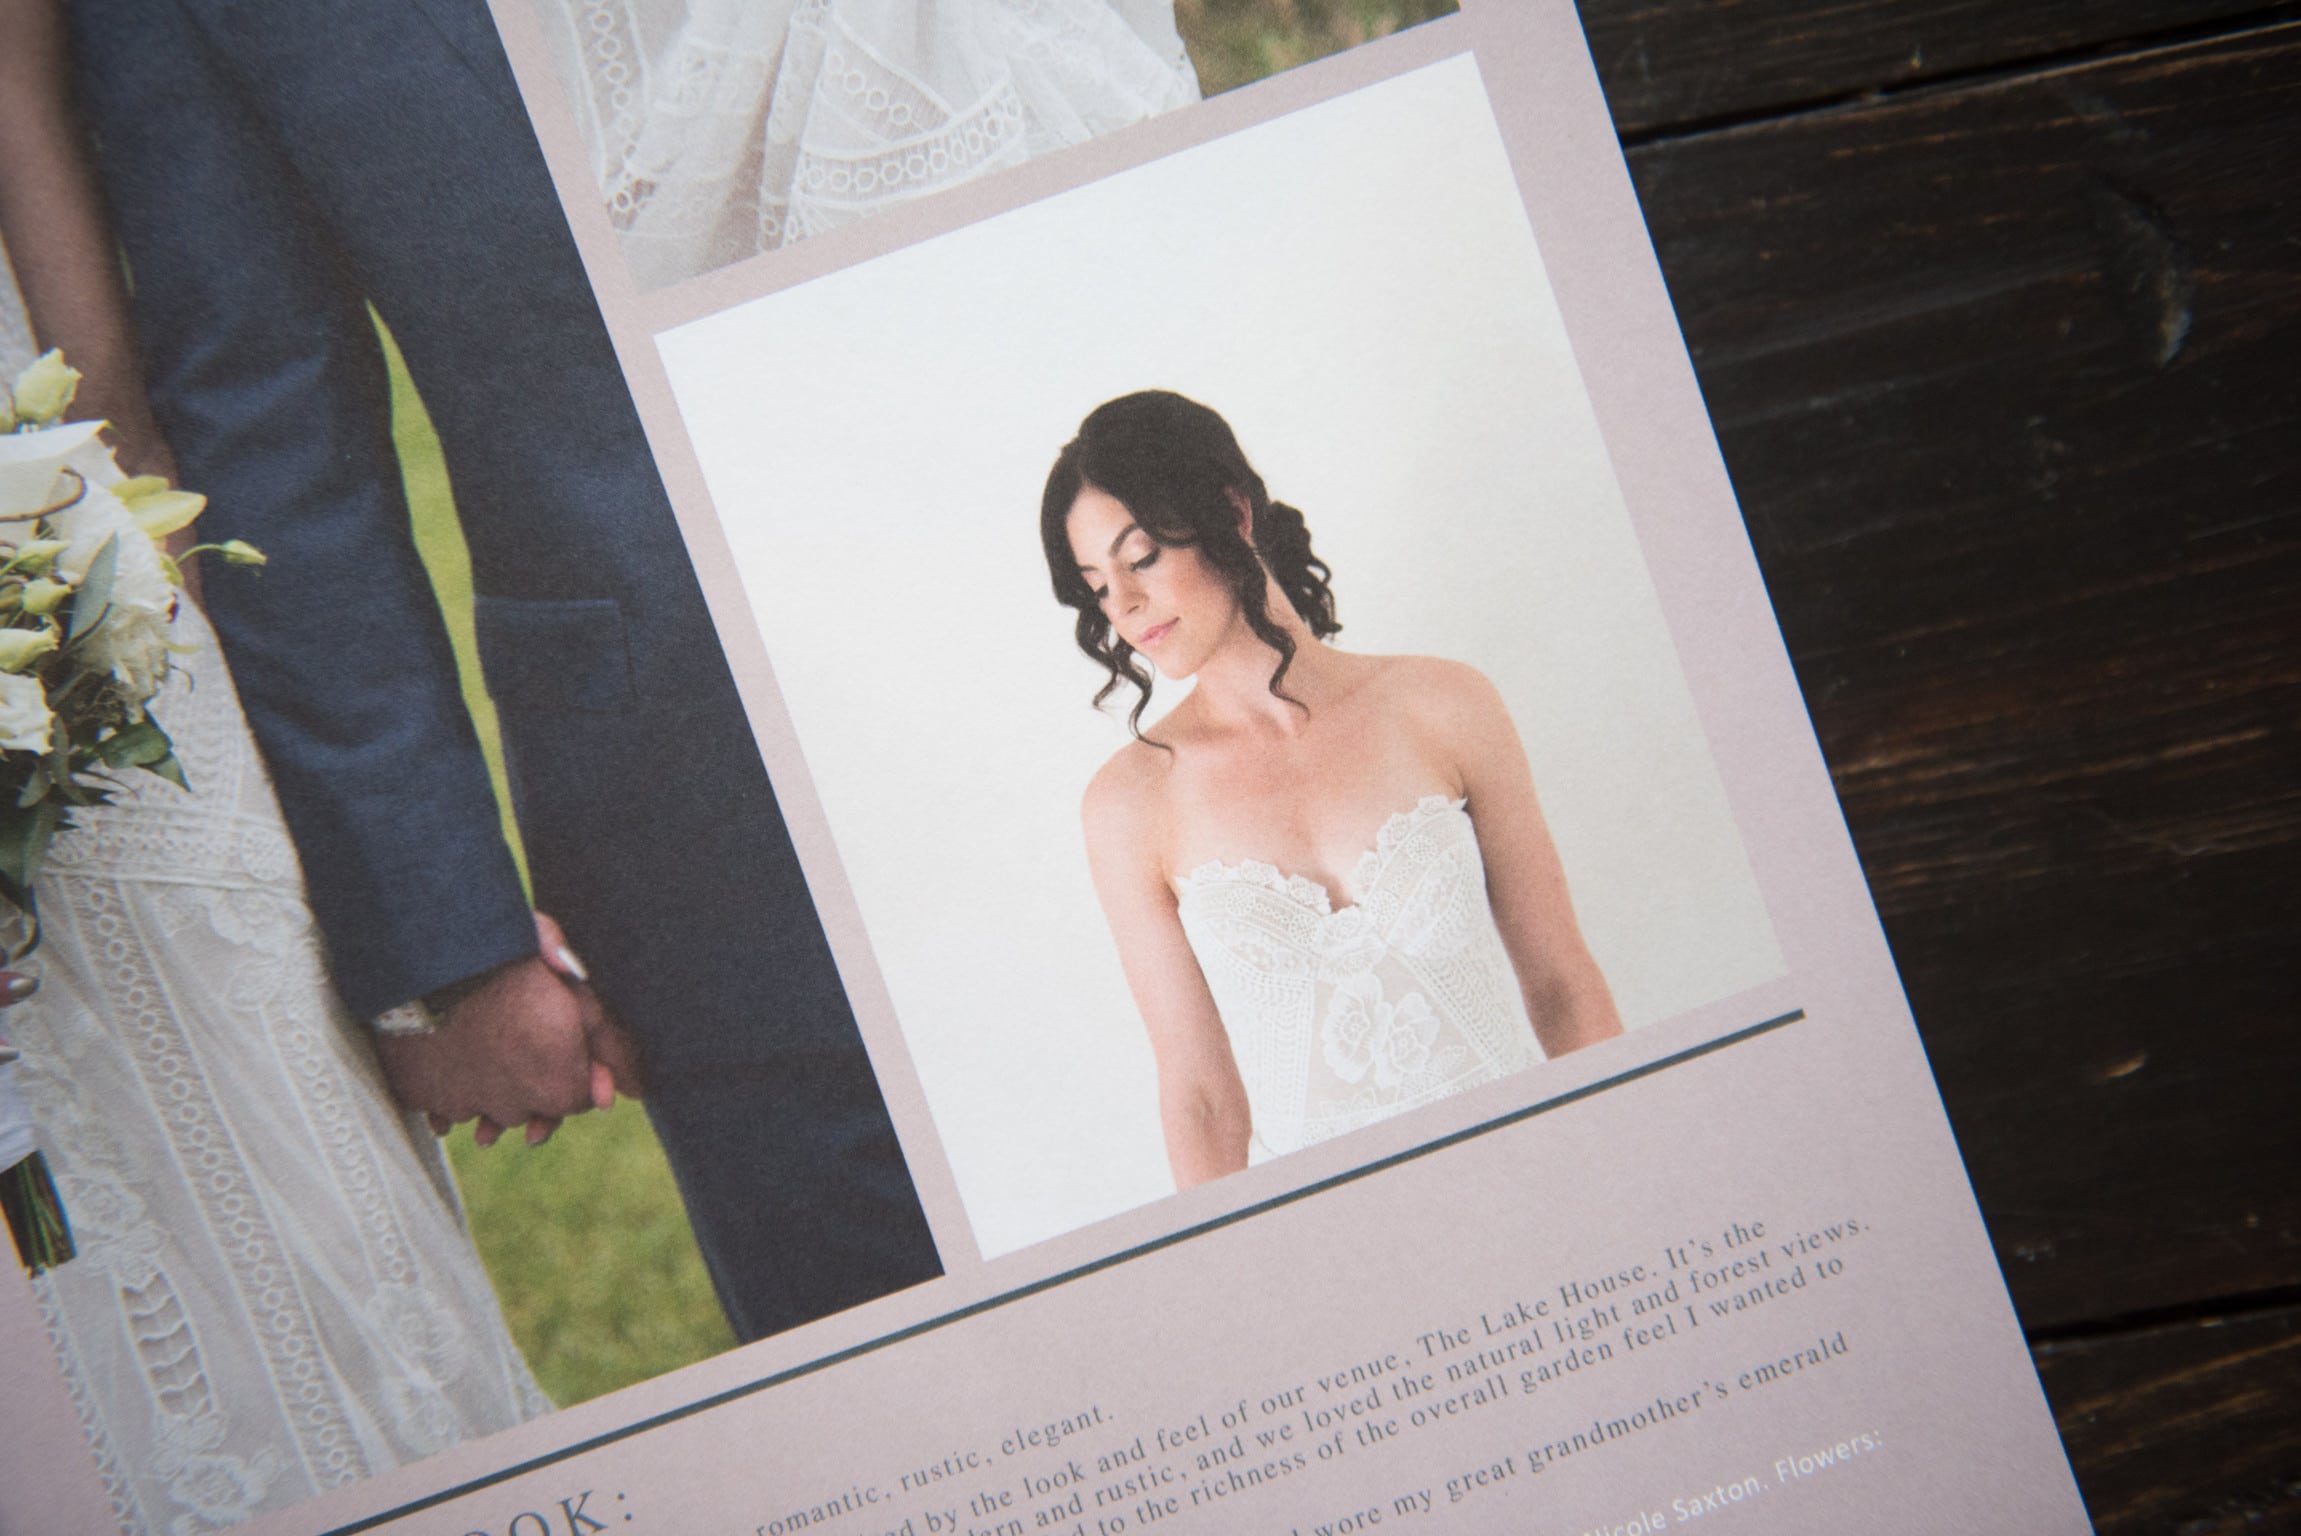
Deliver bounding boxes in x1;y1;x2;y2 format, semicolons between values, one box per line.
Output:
656;56;1788;1259
1044;389;1624;1186
534;0;1459;287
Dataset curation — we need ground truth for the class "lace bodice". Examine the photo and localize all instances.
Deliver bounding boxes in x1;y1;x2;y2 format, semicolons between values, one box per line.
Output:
1173;797;1539;1161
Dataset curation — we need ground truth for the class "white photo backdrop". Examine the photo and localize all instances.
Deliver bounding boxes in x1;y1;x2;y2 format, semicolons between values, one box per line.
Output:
658;56;1783;1256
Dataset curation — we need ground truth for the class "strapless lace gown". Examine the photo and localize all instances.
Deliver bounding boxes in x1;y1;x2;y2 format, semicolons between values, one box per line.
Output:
1173;797;1540;1161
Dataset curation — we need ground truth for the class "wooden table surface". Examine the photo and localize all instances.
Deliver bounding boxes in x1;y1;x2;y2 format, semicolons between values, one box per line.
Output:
1573;1;2301;1528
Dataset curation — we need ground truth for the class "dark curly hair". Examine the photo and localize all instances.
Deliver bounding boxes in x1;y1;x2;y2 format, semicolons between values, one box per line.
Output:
1040;390;1340;739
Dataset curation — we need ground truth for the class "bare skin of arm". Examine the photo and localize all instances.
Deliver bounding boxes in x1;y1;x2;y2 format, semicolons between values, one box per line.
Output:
0;0;176;483
1426;661;1624;1057
1083;753;1253;1188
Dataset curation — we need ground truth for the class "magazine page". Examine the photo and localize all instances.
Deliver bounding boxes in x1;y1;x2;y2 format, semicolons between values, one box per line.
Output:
0;1;2092;1532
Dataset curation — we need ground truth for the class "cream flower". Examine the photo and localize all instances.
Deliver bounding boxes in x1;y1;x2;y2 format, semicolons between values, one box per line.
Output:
52;444;181;708
9;350;81;426
70;543;176;706
0;627;58;673
0;672;54;753
113;475;206;543
3;539;68;576
19;578;69;616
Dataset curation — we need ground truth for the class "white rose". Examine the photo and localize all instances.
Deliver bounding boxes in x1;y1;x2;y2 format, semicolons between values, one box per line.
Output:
87;602;176;706
0;672;54;754
52;478;180;707
78;552;177;707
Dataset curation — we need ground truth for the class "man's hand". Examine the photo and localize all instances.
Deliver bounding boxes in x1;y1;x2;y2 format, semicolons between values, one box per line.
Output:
374;912;632;1146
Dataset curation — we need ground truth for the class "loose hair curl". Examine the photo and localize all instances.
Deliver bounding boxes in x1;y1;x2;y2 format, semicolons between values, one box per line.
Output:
1040;391;1340;739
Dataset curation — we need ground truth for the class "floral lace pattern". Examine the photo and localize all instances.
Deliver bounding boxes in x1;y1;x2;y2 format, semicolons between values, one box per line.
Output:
550;0;1200;287
1174;798;1540;1161
9;606;547;1534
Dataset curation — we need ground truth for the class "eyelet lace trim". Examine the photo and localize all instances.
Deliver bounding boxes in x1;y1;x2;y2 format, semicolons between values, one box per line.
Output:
560;0;1199;286
13;608;548;1531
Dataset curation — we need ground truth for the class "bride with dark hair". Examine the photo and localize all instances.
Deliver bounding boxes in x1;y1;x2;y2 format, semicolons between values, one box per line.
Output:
1041;391;1622;1187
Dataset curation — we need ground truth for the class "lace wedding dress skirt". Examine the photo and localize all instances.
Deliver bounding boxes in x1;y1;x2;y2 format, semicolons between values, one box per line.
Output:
1174;797;1541;1161
544;0;1201;286
7;601;548;1532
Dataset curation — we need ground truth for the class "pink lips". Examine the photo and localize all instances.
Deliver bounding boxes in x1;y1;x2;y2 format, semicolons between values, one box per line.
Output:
1136;619;1177;649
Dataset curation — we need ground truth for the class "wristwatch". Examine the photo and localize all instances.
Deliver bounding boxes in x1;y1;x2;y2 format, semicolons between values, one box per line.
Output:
368;999;438;1037
367;969;494;1037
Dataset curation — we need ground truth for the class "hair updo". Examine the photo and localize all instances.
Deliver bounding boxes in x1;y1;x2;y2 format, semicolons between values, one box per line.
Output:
1040;390;1340;739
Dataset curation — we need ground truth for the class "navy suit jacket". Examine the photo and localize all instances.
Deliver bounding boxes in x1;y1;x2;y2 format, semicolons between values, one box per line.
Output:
70;0;940;1338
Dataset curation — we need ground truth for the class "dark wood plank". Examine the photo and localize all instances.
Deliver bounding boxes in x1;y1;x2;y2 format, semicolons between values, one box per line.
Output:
1626;25;2301;1329
1581;0;2288;135
2036;1305;2301;1533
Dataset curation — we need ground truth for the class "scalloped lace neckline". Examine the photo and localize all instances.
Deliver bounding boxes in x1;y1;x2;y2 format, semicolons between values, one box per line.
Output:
1173;795;1468;917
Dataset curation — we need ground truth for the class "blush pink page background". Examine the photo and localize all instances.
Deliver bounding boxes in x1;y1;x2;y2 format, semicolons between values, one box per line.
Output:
0;3;2091;1532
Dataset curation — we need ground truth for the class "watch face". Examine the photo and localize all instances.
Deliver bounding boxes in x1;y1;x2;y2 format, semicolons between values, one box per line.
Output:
369;1000;439;1037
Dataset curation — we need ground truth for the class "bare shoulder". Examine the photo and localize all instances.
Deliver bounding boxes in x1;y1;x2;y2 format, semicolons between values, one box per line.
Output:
1375;654;1511;730
1081;737;1173;858
1359;656;1520;795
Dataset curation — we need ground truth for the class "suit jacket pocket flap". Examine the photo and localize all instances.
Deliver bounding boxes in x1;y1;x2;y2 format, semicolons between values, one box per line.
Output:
473;595;636;714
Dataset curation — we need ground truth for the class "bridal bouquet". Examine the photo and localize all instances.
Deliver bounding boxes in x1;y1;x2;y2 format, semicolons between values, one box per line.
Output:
0;349;258;931
0;348;258;1271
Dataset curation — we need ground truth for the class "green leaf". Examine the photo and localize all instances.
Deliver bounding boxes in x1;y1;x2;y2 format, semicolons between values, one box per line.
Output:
0;808;34;891
143;752;189;792
18;799;59;889
0;799;60;896
96;717;171;769
65;534;117;644
15;765;48;809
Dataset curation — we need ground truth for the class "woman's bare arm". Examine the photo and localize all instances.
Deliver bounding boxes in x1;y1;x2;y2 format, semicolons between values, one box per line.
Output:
0;0;176;481
1429;661;1623;1057
1082;755;1253;1188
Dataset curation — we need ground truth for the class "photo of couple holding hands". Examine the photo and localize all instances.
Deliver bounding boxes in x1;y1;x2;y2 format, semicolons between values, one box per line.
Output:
0;1;1496;1532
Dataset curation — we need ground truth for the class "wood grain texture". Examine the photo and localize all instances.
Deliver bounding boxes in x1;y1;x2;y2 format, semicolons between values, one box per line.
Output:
1624;25;2301;1328
2036;1306;2301;1532
1580;0;2288;134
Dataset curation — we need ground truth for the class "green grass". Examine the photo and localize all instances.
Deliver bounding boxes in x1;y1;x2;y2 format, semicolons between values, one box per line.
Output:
382;320;734;1407
441;1102;737;1404
1176;0;1460;96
